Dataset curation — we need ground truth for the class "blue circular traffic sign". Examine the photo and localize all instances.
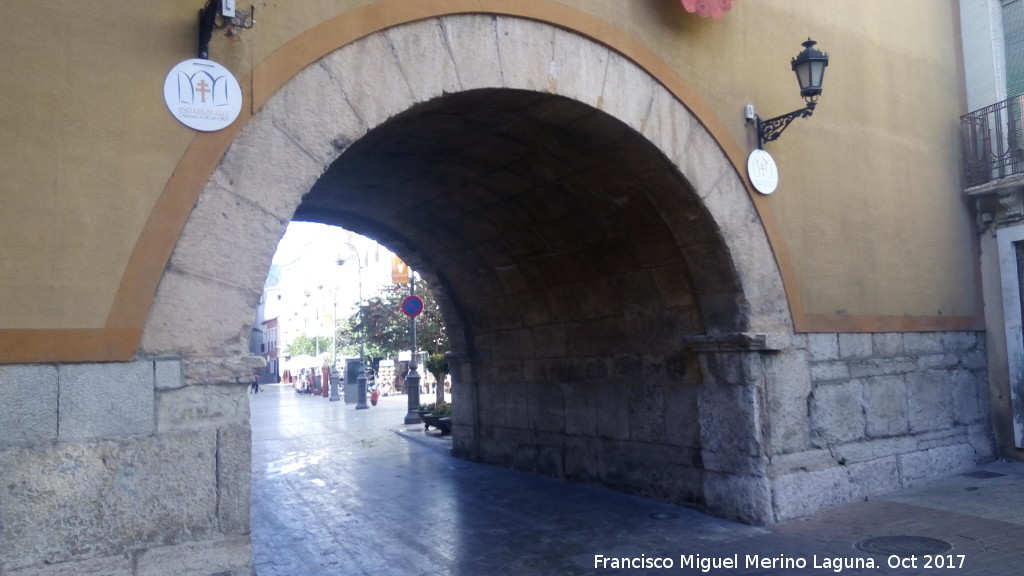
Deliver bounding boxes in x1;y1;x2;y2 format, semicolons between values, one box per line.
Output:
401;295;424;317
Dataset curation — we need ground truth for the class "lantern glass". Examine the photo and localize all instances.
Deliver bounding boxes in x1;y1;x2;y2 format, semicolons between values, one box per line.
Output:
791;39;829;101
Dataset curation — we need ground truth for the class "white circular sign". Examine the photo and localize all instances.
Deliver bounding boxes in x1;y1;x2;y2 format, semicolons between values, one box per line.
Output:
163;59;243;132
747;149;779;195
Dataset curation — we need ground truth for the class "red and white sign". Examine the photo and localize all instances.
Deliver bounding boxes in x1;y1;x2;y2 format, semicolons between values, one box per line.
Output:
401;295;424;317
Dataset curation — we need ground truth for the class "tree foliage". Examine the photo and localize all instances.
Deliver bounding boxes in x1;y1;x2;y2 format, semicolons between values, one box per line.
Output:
286;333;332;357
425;353;449;381
340;280;449;359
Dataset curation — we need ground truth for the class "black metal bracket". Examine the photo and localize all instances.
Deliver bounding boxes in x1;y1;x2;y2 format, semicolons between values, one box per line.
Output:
198;0;256;60
198;0;219;59
755;101;817;149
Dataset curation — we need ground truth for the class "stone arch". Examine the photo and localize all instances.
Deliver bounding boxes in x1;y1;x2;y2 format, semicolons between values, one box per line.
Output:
141;15;793;523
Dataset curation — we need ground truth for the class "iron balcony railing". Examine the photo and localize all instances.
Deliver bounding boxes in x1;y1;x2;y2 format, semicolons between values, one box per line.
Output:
961;94;1024;188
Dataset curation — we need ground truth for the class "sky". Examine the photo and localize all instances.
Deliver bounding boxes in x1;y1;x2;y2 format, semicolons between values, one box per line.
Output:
272;222;353;272
265;222;397;332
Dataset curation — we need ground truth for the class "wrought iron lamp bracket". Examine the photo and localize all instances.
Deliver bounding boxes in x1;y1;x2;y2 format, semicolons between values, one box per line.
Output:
755;101;817;149
198;0;256;59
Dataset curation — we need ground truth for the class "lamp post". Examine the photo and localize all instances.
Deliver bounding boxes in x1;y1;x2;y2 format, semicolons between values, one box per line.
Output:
355;301;369;410
328;287;341;402
337;248;368;410
747;38;830;149
404;272;422;425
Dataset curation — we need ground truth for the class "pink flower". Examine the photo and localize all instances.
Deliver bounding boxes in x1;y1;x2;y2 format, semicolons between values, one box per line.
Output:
681;0;734;19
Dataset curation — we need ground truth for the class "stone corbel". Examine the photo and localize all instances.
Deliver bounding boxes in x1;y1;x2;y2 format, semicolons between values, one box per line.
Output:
998;188;1024;223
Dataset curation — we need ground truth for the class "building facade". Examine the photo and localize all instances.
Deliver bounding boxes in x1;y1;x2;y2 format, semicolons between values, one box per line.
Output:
960;0;1024;457
262;317;280;383
0;2;1001;574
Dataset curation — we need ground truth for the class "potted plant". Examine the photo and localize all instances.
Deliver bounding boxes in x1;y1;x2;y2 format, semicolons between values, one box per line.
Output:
419;402;438;430
429;401;452;434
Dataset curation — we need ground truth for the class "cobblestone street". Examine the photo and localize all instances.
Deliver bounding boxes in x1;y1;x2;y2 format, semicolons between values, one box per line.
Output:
250;385;1024;576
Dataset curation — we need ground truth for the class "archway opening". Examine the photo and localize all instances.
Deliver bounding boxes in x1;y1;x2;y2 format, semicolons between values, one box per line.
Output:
284;88;744;508
253;223;451;401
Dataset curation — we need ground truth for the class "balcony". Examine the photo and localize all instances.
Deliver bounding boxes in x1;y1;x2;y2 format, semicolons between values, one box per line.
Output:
961;94;1024;189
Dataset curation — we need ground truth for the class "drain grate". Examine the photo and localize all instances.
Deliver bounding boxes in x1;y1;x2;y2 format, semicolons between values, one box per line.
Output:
855;536;953;557
960;470;1007;479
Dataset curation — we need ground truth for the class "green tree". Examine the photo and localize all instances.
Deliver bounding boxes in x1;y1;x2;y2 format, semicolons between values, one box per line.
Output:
414;282;448;355
425;353;449;404
344;280;449;359
286;333;332;357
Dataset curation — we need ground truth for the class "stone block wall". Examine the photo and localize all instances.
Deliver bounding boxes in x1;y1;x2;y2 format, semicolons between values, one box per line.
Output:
0;359;254;576
768;331;994;521
456;330;995;524
461;350;708;509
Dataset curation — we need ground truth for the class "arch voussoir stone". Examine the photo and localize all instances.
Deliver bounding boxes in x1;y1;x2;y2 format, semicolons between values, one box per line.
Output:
213;115;324;217
267;60;368;165
640;85;696;172
320;32;416;130
495;17;558;92
550;27;611;108
440;15;504;91
601;52;657;135
143;268;260;357
386;18;462;103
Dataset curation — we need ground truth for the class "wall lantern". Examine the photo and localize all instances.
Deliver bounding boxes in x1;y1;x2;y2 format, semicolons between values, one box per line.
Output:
747;39;830;149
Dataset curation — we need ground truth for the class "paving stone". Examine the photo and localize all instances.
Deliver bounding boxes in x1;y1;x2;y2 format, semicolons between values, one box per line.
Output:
247;387;1024;575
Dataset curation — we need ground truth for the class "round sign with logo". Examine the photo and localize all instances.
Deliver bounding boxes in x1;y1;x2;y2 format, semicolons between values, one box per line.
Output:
401;295;424;317
163;59;243;132
747;149;779;195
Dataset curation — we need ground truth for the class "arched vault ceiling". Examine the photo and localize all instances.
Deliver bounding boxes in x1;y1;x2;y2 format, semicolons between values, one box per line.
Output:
295;89;739;332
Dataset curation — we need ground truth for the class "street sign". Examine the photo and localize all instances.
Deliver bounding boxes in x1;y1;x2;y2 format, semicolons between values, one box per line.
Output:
401;295;424;317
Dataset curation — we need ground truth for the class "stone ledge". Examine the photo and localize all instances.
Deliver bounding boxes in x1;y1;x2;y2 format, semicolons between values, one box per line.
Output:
682;332;786;352
6;552;133;576
135;537;251;576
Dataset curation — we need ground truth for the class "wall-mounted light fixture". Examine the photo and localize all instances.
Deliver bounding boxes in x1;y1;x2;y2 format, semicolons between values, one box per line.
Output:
747;39;830;149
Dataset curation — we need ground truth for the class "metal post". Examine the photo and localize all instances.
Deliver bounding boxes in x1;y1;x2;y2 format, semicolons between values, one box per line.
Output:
329;366;340;402
338;247;369;410
355;302;368;410
356;367;368;408
404;274;421;424
331;289;337;367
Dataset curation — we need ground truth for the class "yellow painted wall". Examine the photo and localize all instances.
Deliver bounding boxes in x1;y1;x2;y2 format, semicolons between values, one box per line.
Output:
0;0;976;362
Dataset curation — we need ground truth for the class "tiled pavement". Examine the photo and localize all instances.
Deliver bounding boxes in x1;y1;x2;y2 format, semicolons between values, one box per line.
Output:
249;385;1024;575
